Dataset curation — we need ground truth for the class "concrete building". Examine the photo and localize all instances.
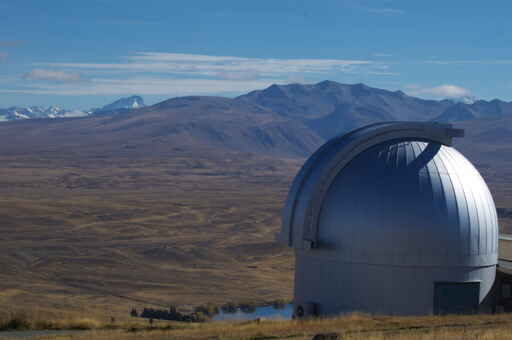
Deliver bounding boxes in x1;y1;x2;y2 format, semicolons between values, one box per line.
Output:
279;122;501;317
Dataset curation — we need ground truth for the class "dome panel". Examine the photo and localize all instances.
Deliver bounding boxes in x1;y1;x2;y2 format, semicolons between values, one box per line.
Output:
314;140;497;267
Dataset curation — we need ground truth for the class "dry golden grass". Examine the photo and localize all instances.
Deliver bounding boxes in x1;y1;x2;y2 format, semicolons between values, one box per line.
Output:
0;146;511;318
0;308;195;332
0;313;99;331
0;150;297;317
3;313;512;340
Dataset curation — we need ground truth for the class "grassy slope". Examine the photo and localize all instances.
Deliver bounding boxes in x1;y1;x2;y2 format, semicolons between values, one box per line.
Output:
0;149;298;318
3;313;512;340
1;141;512;318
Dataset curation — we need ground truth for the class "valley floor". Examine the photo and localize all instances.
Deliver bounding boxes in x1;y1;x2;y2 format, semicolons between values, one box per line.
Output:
0;149;298;318
1;146;512;318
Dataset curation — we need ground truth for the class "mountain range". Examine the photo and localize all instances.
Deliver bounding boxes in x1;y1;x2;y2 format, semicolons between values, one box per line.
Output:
0;81;511;160
0;95;144;121
238;81;512;139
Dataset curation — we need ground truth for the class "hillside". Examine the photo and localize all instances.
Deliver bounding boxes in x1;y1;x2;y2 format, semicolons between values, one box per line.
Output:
434;99;512;122
0;148;299;317
2;81;512;158
237;81;452;121
1;81;512;317
0;96;322;158
0;95;146;121
3;81;512;160
237;81;512;139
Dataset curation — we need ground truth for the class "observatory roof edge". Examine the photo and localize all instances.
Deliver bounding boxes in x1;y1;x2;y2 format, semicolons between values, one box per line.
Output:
280;121;464;248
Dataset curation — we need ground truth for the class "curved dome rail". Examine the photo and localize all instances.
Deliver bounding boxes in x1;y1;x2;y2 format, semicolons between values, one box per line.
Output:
280;121;464;249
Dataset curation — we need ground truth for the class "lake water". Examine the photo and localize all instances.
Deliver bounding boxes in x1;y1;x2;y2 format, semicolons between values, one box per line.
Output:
212;304;293;321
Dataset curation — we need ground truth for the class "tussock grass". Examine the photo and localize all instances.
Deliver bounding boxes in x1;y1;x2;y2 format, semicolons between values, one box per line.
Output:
0;309;171;331
3;311;512;340
0;311;104;331
0;311;31;330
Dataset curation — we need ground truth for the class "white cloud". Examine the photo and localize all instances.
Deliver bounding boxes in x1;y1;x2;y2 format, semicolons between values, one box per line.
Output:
1;77;283;96
425;60;512;65
366;8;405;15
406;84;471;99
37;52;373;79
23;69;81;82
373;53;393;57
0;52;7;62
347;1;405;15
368;71;400;76
5;52;395;96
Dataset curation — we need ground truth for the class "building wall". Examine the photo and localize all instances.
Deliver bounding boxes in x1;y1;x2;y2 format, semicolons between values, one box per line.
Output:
294;250;496;316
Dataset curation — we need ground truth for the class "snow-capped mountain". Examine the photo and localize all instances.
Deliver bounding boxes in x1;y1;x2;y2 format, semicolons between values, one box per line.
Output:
0;95;145;122
92;96;145;114
450;96;477;105
0;106;89;121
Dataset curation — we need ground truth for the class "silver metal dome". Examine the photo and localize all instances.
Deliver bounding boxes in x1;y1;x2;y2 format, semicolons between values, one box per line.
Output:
280;122;499;316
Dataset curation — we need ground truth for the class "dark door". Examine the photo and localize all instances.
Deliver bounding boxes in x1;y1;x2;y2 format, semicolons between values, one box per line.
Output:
434;282;480;315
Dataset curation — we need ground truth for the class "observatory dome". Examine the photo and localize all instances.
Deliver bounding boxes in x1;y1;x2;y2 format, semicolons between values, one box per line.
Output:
280;122;499;317
317;139;497;267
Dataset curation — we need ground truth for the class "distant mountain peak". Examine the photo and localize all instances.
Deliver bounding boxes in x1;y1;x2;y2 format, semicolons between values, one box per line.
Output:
433;103;477;123
2;84;512;160
450;95;476;105
0;95;146;122
0;105;88;120
262;84;288;97
93;95;145;114
315;80;340;88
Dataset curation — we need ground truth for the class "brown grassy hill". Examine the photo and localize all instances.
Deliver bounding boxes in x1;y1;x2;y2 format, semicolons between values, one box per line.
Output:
2;83;512;317
0;96;313;316
0;146;300;317
2;81;512;158
0;95;323;158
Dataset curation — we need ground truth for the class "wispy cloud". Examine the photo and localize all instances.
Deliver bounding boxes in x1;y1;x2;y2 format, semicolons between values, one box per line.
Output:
23;69;82;82
406;84;471;99
104;19;149;25
366;7;405;15
5;52;395;96
0;52;7;62
2;77;281;96
38;52;374;79
343;1;405;15
369;71;400;76
425;59;512;65
373;53;393;57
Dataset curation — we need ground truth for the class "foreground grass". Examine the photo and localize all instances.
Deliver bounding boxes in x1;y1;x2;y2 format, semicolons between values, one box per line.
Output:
3;312;512;339
0;310;186;332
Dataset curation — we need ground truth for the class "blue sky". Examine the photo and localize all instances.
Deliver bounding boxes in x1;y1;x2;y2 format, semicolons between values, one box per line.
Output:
1;0;512;109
